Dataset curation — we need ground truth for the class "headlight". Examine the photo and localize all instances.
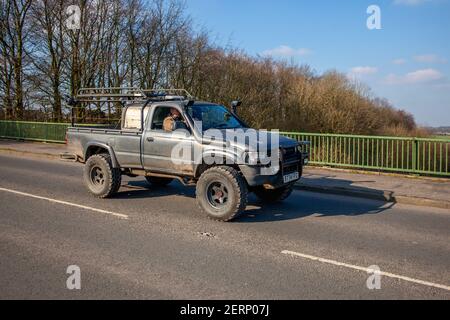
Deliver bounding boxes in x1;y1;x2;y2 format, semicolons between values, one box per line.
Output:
245;151;261;165
244;151;280;175
262;164;280;175
244;151;271;165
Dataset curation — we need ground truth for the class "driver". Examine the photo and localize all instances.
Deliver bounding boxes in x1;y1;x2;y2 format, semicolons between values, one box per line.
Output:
163;107;183;132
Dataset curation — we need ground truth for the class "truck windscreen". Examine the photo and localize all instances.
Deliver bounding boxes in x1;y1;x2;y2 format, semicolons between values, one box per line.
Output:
186;104;246;131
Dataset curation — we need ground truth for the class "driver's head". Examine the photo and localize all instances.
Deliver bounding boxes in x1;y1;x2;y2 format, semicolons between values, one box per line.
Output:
170;108;181;120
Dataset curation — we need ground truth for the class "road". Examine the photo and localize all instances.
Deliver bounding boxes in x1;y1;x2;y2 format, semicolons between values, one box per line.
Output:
0;153;449;299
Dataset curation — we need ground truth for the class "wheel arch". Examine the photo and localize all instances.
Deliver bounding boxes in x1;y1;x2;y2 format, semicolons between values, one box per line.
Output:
194;151;242;179
194;162;241;179
84;142;120;168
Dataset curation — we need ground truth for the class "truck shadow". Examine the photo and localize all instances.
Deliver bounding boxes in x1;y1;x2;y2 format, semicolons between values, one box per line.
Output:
239;192;394;223
117;179;196;200
122;178;394;223
239;173;395;222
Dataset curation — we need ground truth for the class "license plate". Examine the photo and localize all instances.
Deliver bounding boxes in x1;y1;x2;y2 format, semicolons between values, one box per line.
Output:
283;172;299;184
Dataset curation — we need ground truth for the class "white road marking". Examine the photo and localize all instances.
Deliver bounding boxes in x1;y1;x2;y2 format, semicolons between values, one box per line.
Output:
0;187;129;220
282;250;450;292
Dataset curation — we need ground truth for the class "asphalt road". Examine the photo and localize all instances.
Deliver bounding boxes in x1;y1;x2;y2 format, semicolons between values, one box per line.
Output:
0;153;449;299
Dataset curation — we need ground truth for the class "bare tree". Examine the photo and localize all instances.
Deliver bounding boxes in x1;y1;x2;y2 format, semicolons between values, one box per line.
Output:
0;0;419;135
28;0;68;121
0;0;32;119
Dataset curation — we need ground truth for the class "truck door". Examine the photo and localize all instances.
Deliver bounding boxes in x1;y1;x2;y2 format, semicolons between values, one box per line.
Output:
142;105;194;175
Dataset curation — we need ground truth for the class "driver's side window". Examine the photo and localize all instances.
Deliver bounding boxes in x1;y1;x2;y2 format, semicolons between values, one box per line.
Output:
150;106;189;132
151;107;171;130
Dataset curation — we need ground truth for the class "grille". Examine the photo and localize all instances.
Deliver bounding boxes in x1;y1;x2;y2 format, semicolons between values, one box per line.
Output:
283;164;298;174
280;147;300;164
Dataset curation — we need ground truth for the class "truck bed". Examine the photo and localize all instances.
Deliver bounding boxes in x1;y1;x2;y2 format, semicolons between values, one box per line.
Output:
67;127;143;168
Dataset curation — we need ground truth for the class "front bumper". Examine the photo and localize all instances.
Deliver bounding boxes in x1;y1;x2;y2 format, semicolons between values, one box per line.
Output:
240;152;308;188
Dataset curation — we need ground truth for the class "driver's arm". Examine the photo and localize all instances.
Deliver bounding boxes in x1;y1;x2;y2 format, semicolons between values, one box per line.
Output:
163;116;175;131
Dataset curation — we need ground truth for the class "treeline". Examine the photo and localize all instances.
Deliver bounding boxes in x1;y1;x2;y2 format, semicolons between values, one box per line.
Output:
0;0;425;136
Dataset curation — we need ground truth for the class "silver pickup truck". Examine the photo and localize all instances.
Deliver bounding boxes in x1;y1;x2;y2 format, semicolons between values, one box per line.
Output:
66;88;309;221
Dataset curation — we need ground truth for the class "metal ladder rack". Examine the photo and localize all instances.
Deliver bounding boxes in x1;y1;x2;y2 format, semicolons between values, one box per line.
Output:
66;87;194;126
72;87;147;104
141;88;194;101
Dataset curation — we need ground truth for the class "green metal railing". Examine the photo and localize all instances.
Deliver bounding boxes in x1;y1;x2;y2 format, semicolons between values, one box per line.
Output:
283;132;450;177
0;121;449;176
0;120;112;143
0;120;70;143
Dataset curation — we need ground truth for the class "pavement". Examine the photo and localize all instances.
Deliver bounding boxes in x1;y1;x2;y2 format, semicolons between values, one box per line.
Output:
1;139;449;209
0;152;449;299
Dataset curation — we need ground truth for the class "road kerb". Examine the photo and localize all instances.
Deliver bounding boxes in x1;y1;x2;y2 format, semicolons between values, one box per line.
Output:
294;184;450;210
0;147;61;161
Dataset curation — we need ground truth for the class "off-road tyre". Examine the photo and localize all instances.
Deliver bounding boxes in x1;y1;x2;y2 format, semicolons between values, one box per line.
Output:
196;166;248;222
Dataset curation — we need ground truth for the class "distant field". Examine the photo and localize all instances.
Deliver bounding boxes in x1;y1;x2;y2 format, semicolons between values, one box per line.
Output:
432;135;450;139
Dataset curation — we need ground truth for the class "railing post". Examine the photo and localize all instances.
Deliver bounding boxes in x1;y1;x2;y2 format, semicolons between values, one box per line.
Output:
412;138;418;173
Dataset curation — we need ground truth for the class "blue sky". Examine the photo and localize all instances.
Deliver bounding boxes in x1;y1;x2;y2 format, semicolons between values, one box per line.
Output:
186;0;450;127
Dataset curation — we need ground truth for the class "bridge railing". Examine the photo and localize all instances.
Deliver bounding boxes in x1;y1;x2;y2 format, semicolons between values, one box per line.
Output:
0;120;70;143
283;132;450;177
0;120;111;143
0;121;449;176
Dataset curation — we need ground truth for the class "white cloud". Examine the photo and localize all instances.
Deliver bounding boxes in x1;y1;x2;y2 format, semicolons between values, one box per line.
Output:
385;68;445;84
393;0;431;6
413;54;447;64
262;45;312;57
392;58;407;65
348;66;378;78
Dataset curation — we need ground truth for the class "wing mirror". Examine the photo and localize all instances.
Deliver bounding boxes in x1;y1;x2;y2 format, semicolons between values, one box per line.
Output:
231;100;242;115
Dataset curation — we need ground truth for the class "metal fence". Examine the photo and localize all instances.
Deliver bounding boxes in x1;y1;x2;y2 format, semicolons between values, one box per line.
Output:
284;132;450;177
0;120;70;143
0;120;110;143
1;121;449;176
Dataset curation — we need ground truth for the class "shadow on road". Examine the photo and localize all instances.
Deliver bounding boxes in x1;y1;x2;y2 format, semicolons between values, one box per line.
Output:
117;179;196;200
299;172;394;200
121;178;393;223
240;173;395;222
238;192;394;223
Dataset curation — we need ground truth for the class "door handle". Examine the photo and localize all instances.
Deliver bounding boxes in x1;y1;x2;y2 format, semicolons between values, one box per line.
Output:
147;137;155;142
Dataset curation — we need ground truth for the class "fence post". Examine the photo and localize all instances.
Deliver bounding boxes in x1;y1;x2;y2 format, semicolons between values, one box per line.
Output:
412;138;418;173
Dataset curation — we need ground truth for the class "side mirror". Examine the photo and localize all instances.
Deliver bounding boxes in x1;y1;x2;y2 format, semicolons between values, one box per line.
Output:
231;100;242;114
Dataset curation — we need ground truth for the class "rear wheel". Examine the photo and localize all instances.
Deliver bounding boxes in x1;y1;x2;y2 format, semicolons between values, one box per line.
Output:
83;153;121;198
254;184;294;203
145;176;173;187
196;166;248;222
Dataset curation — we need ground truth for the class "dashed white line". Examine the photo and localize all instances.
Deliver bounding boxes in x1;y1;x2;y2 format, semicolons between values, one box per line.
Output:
0;187;129;220
282;250;450;292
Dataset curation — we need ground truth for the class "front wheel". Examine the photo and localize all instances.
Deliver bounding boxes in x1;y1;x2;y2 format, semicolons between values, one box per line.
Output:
196;166;248;222
254;184;294;203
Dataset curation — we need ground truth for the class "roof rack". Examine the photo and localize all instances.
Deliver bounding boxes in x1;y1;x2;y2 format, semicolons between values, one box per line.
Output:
71;87;147;104
68;87;194;105
142;89;194;101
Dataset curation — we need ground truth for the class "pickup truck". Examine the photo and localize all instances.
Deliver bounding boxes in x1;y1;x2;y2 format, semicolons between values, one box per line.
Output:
66;88;309;221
